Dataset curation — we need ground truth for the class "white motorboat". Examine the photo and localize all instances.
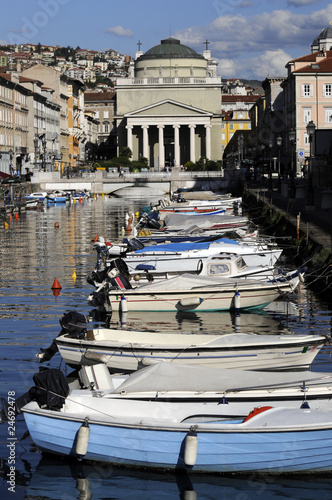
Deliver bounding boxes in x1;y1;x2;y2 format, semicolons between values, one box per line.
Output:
120;238;283;273
21;363;332;473
88;264;303;314
55;328;325;372
25;191;47;202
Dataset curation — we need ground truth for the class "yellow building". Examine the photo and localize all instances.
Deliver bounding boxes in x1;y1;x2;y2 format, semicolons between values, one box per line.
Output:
222;109;251;165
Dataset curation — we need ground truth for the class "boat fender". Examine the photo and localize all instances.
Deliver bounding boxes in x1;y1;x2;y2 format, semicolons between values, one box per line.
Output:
197;259;203;275
232;290;241;310
119;295;128;313
76;417;90;460
299;273;305;283
184;427;198;467
177;297;203;310
243;406;273;423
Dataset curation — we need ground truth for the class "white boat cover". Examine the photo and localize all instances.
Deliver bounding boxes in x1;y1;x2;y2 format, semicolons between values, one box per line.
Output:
112;362;332;395
163;213;248;229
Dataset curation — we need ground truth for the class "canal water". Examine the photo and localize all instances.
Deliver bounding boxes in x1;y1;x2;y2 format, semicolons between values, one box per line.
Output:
0;195;332;499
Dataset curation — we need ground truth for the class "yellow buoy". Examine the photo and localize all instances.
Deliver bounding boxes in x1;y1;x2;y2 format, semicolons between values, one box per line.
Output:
4;222;9;229
72;270;77;281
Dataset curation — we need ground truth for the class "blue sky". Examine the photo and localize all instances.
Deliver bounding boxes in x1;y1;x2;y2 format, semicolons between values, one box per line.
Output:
1;0;332;79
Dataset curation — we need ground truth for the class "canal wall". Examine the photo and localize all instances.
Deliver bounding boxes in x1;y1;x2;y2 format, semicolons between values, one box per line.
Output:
244;189;332;304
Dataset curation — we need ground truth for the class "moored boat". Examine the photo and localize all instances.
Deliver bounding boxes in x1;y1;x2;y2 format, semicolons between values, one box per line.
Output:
55;328;325;372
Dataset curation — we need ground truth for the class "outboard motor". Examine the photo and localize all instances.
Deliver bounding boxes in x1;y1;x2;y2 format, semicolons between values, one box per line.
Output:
0;368;69;421
36;311;88;363
127;238;145;252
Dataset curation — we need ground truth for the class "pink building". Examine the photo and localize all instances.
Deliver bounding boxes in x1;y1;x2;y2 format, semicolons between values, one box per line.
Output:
283;48;332;175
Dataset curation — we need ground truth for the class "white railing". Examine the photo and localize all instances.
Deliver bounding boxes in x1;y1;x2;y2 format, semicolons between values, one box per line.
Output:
117;77;222;86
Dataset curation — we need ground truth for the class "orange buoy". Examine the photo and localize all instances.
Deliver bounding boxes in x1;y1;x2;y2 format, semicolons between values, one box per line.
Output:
9;214;12;222
92;234;99;242
51;278;62;290
14;213;19;220
54;222;59;229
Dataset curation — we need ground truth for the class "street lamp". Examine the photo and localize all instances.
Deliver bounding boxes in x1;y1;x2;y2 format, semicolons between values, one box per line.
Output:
268;140;273;190
41;136;47;171
276;136;282;192
289;129;296;198
238;133;244;166
8;149;13;174
306;120;316;206
33;137;39;169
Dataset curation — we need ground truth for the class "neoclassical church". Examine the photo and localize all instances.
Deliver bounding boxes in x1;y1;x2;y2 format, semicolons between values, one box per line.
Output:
115;37;223;168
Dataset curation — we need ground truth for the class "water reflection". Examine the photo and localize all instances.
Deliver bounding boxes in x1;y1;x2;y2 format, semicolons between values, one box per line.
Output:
0;196;331;499
19;457;332;500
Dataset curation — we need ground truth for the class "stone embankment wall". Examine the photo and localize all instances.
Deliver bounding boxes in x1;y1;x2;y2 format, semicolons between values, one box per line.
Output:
243;191;332;305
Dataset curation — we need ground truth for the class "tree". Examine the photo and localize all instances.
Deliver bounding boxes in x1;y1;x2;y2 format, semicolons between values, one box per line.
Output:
120;147;132;159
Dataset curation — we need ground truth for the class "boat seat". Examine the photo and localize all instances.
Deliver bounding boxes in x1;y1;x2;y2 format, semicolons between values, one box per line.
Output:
79;363;114;390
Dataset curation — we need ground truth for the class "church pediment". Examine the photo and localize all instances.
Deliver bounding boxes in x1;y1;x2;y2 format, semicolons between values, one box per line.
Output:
125;99;212;118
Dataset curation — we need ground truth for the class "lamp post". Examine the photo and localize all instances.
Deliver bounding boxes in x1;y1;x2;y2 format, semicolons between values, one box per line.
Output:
276;136;282;192
33;137;39;169
306;120;316;206
289;129;296;198
268;140;273;190
260;144;265;185
238;133;243;166
41;136;46;171
8;149;13;175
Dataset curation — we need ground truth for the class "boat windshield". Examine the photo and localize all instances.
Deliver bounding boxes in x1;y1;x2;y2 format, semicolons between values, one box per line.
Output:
207;263;230;276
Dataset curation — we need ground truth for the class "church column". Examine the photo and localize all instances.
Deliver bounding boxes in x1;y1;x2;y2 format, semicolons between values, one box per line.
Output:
205;124;211;160
189;124;196;163
126;125;133;152
157;125;165;170
142;125;149;161
173;124;180;167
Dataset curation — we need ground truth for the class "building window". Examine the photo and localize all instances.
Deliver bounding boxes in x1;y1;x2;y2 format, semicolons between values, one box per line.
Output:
303;107;311;123
323;84;332;97
103;110;109;119
304;132;309;145
94;111;99;119
239;123;243;129
222;133;225;141
230;124;234;130
301;84;313;97
325;108;332;123
103;123;109;133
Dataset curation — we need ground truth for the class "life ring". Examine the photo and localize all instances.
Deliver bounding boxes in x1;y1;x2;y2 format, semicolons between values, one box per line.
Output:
243;406;273;423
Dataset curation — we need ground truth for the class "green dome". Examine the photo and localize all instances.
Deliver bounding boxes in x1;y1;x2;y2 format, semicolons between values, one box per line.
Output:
138;37;204;60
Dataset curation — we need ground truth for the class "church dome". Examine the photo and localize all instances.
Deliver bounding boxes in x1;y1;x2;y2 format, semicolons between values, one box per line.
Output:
137;37;204;61
317;26;332;39
312;24;332;52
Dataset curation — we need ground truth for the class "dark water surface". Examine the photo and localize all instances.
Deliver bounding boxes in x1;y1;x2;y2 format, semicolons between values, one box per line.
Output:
0;196;332;499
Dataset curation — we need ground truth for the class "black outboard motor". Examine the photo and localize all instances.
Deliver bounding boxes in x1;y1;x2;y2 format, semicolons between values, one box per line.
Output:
36;311;88;363
127;238;145;251
60;311;87;337
0;368;69;422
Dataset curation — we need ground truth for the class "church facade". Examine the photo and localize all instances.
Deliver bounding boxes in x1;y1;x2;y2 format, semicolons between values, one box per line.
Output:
115;37;223;169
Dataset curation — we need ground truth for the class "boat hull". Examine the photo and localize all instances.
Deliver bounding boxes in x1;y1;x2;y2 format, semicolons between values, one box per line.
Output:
56;334;322;372
105;282;294;313
23;407;332;473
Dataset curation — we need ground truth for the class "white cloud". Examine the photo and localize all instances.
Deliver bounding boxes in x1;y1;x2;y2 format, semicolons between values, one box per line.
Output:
176;5;332;57
217;48;291;79
106;26;133;37
247;49;291;79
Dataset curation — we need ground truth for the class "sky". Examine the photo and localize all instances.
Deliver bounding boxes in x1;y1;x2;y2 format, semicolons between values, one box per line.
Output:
1;0;332;80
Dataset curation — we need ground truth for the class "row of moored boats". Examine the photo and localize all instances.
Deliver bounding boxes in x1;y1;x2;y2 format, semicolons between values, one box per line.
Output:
3;189;332;474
